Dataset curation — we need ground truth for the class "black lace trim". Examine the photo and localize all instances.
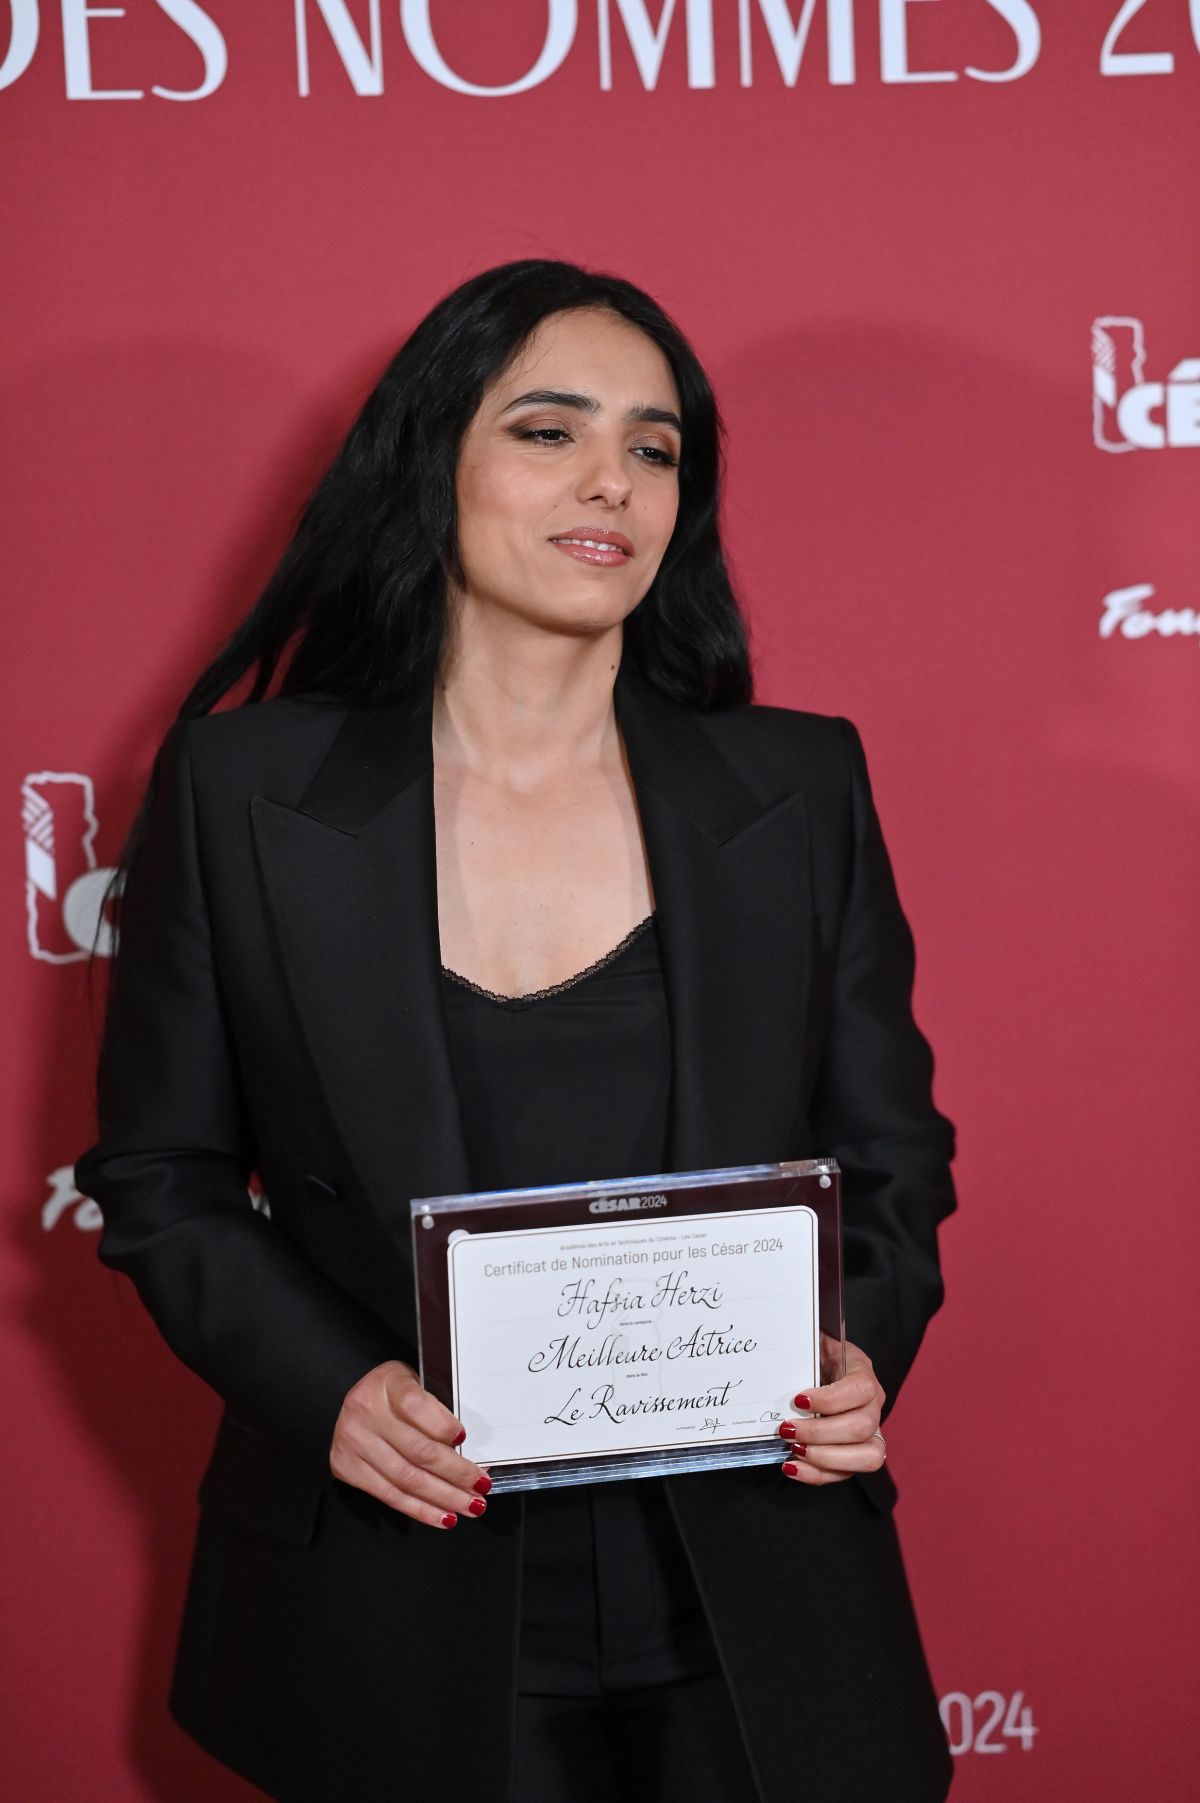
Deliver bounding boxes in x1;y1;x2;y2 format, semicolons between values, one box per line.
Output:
441;912;656;1004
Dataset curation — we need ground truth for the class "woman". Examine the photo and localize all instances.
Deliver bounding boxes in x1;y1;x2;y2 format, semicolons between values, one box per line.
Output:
76;259;957;1803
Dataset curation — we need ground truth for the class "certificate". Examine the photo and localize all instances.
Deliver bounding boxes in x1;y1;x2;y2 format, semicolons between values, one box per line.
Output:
412;1160;843;1493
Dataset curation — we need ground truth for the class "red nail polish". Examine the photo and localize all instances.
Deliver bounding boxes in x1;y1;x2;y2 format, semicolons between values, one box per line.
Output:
782;1461;800;1478
794;1394;812;1411
441;1512;457;1528
452;1428;467;1447
778;1421;797;1439
467;1497;487;1517
473;1474;492;1496
792;1444;807;1458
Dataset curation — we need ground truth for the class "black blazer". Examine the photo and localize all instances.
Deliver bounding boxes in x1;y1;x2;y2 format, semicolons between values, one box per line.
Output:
75;653;957;1803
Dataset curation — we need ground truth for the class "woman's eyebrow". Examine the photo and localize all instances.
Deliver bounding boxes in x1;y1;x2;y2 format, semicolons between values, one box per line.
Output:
498;388;682;433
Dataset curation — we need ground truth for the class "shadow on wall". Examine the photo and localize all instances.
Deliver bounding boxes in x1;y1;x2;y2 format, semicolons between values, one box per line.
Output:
10;316;1197;1801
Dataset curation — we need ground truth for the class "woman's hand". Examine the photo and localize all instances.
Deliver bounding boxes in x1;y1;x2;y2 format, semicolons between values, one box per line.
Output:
778;1336;886;1487
330;1359;491;1529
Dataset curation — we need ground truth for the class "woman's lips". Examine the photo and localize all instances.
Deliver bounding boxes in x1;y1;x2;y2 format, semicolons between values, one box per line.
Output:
548;535;633;567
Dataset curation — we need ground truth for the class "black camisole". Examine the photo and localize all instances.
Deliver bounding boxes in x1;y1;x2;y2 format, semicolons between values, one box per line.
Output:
440;912;722;1695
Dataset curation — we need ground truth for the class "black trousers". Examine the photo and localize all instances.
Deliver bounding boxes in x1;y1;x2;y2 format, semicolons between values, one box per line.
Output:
512;1673;762;1803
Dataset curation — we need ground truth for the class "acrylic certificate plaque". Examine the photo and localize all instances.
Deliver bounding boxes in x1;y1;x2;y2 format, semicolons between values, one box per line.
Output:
411;1158;843;1494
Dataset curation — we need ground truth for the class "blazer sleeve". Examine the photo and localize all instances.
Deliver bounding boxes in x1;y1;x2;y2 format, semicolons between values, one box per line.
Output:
74;717;399;1464
807;718;957;1420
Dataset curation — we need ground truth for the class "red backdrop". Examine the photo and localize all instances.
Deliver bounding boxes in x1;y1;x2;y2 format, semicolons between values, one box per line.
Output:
4;4;1198;1798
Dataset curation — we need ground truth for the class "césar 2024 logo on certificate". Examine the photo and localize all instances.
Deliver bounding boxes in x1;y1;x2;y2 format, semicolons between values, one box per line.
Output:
412;1161;842;1493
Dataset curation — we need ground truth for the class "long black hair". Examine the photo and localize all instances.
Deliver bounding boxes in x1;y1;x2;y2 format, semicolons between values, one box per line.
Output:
88;258;753;991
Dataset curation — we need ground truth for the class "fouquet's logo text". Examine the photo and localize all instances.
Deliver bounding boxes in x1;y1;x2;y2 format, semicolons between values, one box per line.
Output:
1099;584;1200;644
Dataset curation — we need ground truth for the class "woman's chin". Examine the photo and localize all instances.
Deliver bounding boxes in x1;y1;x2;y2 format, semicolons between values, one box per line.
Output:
505;596;636;639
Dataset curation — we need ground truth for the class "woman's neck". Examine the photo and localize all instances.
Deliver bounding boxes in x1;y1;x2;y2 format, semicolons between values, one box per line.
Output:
433;617;625;794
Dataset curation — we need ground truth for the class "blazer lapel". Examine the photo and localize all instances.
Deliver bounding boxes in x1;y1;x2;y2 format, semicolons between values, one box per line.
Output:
612;659;814;1171
250;653;814;1252
250;677;471;1242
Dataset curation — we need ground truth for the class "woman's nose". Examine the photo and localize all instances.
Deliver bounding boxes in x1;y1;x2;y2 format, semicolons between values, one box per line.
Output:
575;443;632;506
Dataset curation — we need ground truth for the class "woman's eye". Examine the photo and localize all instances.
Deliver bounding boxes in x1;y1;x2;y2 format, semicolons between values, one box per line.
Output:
514;427;677;467
635;445;679;467
515;427;572;444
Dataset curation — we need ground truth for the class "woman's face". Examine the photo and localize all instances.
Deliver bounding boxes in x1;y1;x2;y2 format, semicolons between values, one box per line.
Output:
451;307;682;640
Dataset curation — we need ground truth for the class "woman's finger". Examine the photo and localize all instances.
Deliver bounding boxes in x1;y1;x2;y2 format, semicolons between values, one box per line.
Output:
334;1361;481;1477
385;1364;469;1447
374;1416;492;1496
332;1381;491;1495
780;1455;850;1488
360;1443;490;1521
331;1448;470;1529
779;1405;879;1447
780;1434;886;1486
793;1435;886;1474
793;1368;882;1420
